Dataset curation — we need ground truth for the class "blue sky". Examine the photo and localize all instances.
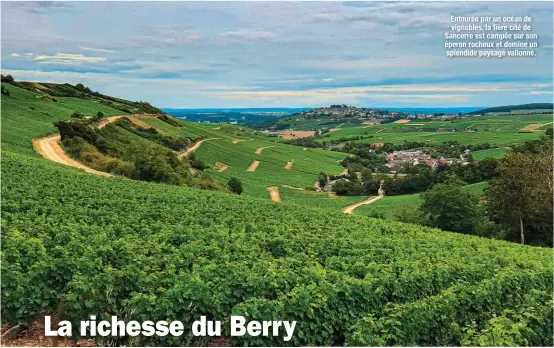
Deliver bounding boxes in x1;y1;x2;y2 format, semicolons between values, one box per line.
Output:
1;1;553;108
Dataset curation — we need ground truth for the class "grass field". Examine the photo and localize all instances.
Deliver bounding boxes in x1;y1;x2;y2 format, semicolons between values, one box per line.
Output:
472;148;510;160
356;182;489;218
316;114;552;147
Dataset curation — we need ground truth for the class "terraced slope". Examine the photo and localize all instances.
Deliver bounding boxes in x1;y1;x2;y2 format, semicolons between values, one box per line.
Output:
141;118;352;201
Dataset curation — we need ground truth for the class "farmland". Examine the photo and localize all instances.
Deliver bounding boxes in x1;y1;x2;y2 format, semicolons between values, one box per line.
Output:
314;114;552;147
1;81;553;346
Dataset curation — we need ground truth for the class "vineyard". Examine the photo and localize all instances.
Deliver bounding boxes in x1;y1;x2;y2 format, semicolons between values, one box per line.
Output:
139;117;358;203
317;114;552;147
1;81;553;346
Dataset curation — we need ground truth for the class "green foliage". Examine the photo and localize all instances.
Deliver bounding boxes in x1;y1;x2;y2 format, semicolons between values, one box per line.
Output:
1;74;14;83
332;179;363;196
2;151;552;346
485;139;553;246
115;118;192;151
227;177;243;195
421;181;484;234
158;114;183;127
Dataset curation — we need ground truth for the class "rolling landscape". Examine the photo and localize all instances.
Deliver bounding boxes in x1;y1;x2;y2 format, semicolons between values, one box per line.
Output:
1;1;553;347
1;77;553;346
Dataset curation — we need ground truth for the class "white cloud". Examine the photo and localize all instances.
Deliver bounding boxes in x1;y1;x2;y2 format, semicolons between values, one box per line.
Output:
25;53;33;57
10;53;20;57
33;53;106;65
220;29;277;42
78;46;115;53
218;82;541;104
300;55;439;71
322;78;334;82
130;29;202;47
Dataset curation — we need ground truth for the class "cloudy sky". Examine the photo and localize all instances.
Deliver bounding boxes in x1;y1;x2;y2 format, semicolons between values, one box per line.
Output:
1;1;553;108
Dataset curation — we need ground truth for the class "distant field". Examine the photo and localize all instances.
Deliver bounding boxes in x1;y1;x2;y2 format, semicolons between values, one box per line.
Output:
355;182;489;218
315;114;552;146
472;148;509;160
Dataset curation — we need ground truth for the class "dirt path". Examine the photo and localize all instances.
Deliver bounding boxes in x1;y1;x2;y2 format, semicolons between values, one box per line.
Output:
255;145;276;154
282;184;304;190
232;138;252;144
247;160;260;172
32;115;136;176
97;115;124;128
33;134;113;177
342;195;383;214
215;162;230;172
267;186;281;202
284;160;294;170
178;138;219;159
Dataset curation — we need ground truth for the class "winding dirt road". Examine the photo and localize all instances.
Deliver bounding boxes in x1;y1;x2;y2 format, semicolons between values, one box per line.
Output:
32;115;131;176
33;114;208;177
32;134;113;177
342;195;383;214
177;138;219;159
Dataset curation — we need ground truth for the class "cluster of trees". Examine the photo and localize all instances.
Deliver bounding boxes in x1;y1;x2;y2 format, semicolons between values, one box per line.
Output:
381;158;500;195
340;151;388;173
1;74;14;83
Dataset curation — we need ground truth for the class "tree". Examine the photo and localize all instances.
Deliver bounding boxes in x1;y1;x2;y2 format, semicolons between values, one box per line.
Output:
420;181;484;235
361;168;372;183
227;177;243;195
1;74;14;83
485;149;553;246
318;172;327;189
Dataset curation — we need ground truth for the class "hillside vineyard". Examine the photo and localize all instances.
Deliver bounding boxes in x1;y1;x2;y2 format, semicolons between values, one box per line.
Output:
1;81;553;346
3;152;553;346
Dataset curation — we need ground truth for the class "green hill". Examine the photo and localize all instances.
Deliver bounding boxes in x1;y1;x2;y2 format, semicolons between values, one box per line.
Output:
1;81;552;346
469;103;554;115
